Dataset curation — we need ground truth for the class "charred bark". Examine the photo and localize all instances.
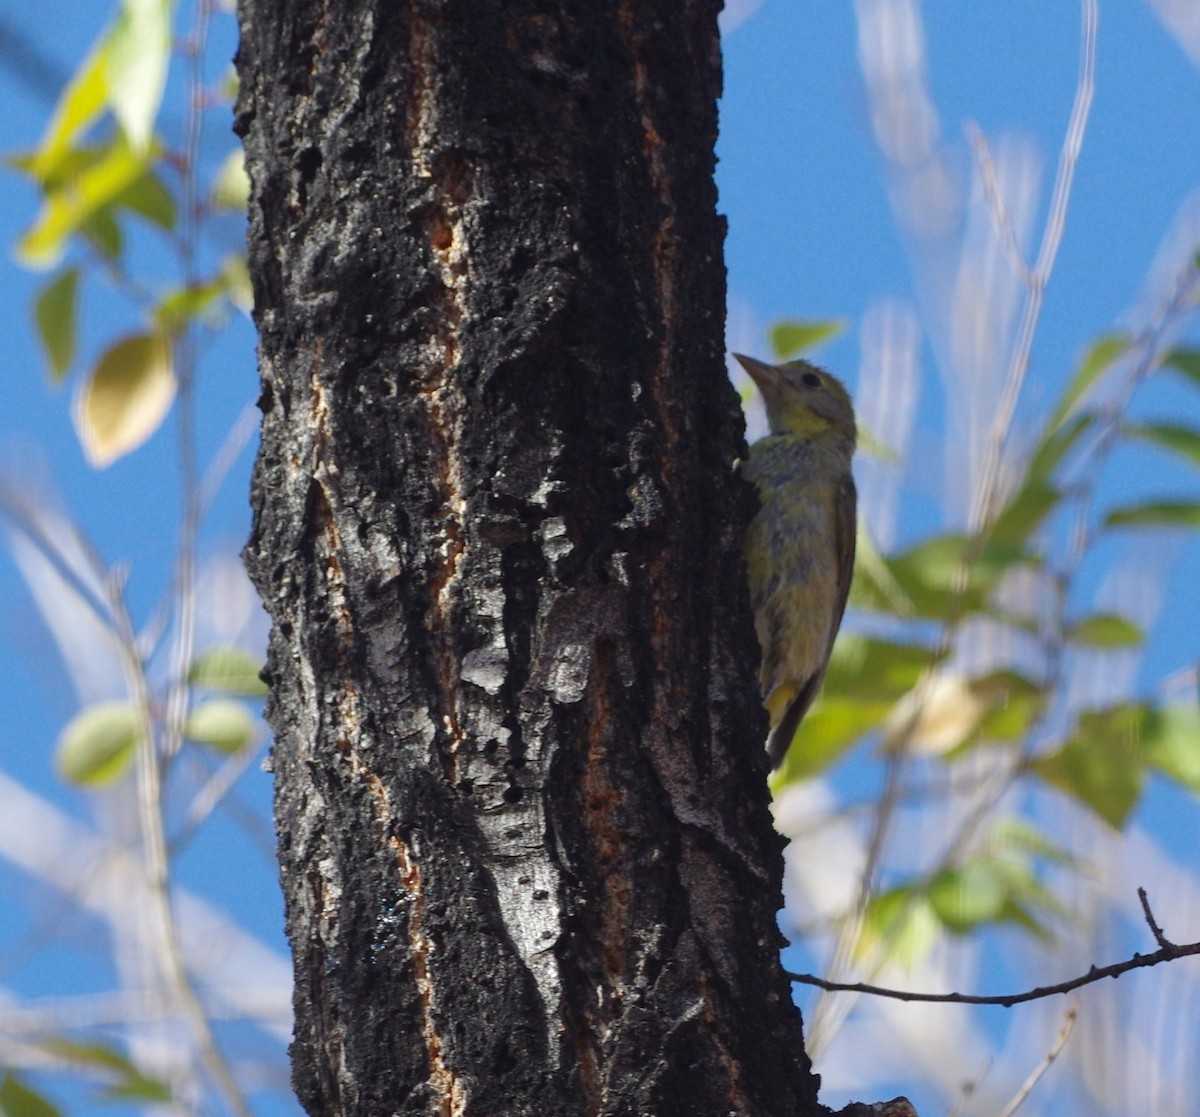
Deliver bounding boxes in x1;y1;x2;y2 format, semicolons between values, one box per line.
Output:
236;2;820;1114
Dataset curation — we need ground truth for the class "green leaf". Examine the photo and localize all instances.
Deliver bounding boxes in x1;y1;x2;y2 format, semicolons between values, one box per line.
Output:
55;701;141;786
18;138;154;269
1033;705;1147;828
768;318;846;360
33;267;80;383
857;886;939;969
964;670;1049;746
928;860;1010;933
775;697;894;782
1125;421;1200;469
989;478;1061;547
106;0;171;151
1105;501;1200;529
885;533;1029;620
80;208;123;259
38;1039;170;1103
188;646;268;696
211;148;250;211
1066;613;1142;647
848;523;915;617
1026;411;1093;481
1162;347;1200;389
115;169;175;230
0;1074;62;1117
220;254;254;313
1049;332;1130;431
29;40;111;182
822;634;934;703
855;421;901;464
989;817;1074;865
73;331;175;467
1141;706;1200;791
183;700;257;754
155;279;226;334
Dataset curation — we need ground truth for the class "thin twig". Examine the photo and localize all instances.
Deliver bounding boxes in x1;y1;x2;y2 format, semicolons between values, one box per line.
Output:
995;1000;1078;1117
974;0;1098;532
788;890;1199;1006
1138;886;1174;949
964;118;1031;284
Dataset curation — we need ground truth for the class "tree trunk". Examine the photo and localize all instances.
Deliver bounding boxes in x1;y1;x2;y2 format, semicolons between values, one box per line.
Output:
236;2;820;1113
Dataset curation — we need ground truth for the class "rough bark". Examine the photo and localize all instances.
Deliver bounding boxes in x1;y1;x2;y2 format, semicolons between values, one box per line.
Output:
236;2;821;1114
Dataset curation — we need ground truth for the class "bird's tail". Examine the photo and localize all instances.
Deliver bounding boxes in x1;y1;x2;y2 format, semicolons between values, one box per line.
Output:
766;672;823;769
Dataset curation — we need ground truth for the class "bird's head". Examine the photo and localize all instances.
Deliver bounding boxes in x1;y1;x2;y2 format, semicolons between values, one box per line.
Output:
734;353;856;449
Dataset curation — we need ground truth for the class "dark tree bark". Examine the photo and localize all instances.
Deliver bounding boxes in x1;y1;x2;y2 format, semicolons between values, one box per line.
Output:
236;2;821;1114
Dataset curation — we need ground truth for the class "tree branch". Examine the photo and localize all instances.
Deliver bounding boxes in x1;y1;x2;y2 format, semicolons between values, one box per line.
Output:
787;890;1198;1008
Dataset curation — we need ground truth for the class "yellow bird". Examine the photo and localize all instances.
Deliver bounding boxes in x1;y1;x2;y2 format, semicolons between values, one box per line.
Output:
735;354;857;769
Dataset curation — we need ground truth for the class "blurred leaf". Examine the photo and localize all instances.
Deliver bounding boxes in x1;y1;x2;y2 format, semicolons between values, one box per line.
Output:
18;138;154;268
1066;613;1142;647
155;279;226;334
183;699;257;753
80;208;123;259
958;670;1048;748
73;331;175;467
106;0;170;151
98;1078;173;1103
769;318;846;360
928;860;1010;933
886;533;1029;620
1125;421;1200;469
1049;332;1130;430
989;817;1074;865
776;697;894;782
989;478;1061;547
1027;411;1093;481
1141;705;1200;791
211;148;250;211
857;886;939;970
1033;705;1147;828
849;522;915;617
55;701;141;786
883;671;984;757
39;1039;170;1103
29;40;110;181
823;634;934;703
1105;501;1200;529
0;1073;61;1117
217;66;240;102
188;646;268;697
115;169;175;229
855;421;900;464
1162;346;1200;388
33;267;80;383
42;1039;137;1074
220;254;253;313
932;857;1060;939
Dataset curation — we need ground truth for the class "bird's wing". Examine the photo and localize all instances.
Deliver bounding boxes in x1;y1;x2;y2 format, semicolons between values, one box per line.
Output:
828;471;857;659
767;473;857;770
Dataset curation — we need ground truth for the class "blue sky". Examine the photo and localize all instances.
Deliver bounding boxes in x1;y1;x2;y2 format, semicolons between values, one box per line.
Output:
0;2;1197;1115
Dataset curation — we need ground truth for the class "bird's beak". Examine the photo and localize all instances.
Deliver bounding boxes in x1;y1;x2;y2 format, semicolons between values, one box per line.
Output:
733;353;782;394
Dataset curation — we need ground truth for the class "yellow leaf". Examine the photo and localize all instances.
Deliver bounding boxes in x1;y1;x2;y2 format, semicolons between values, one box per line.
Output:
73;332;175;467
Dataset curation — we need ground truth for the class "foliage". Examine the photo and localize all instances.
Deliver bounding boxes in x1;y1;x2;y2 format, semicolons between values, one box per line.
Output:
1;1;268;1115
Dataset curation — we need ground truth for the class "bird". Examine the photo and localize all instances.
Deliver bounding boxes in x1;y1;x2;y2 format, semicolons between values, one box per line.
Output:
735;353;857;769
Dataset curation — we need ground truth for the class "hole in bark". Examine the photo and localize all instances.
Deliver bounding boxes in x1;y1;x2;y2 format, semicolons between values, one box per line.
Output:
502;784;523;803
459;779;474;796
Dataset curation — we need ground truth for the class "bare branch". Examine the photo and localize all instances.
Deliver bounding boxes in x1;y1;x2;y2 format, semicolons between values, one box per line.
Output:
996;1000;1078;1117
787;892;1199;1007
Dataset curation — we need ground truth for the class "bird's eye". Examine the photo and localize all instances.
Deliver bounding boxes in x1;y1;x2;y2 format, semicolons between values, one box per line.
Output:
801;372;822;389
